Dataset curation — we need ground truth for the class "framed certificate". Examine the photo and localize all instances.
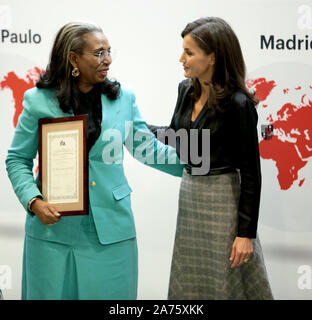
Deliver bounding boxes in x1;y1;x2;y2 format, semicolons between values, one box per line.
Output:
38;115;88;216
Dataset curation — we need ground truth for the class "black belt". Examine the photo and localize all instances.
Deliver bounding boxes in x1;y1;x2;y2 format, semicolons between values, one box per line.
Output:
185;164;236;176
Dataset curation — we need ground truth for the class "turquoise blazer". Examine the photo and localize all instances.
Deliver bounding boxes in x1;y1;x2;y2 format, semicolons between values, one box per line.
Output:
6;86;184;245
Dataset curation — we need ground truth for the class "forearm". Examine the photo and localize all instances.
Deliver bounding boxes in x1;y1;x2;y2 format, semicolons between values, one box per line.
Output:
6;152;42;212
235;96;261;238
5;90;43;213
128;97;184;177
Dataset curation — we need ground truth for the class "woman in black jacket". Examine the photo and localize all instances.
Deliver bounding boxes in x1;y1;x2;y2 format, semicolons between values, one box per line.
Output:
149;17;273;300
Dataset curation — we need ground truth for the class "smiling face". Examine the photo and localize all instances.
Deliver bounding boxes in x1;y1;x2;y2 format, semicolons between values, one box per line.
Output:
69;31;111;93
179;34;215;83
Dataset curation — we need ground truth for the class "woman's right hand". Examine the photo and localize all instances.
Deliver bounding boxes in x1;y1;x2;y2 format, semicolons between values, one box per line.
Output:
31;198;62;225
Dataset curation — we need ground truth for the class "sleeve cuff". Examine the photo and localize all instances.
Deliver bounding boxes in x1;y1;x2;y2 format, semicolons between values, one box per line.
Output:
27;196;43;215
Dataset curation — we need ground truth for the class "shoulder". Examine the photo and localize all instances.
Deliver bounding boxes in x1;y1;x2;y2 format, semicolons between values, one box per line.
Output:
25;87;55;98
231;91;255;108
179;78;190;88
230;91;258;123
117;84;136;102
23;87;58;117
178;79;192;93
231;91;256;109
24;86;56;101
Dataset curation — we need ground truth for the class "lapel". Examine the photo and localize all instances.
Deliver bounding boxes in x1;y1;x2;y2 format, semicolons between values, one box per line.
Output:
100;93;121;130
175;85;193;131
88;93;121;157
46;91;74;118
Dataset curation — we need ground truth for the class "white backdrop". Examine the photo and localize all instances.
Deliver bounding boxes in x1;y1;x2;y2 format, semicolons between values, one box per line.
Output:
0;0;312;300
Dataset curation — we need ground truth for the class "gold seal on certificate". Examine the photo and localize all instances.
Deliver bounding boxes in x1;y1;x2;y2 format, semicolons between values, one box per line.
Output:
38;115;88;216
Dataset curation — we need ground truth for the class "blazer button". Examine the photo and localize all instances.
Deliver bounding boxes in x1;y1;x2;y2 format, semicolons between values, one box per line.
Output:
90;181;96;187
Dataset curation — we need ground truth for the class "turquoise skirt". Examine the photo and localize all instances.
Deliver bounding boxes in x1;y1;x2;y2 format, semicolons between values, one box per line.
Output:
22;213;138;300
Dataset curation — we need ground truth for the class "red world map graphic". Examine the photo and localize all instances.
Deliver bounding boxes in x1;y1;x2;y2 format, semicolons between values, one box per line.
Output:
247;78;312;190
0;67;43;127
0;67;43;175
1;69;312;191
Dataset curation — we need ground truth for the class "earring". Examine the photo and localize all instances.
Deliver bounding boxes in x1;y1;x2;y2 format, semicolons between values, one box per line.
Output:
210;61;214;65
72;67;80;77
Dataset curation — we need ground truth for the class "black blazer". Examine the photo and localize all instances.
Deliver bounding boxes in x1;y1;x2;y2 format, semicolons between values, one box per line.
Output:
148;79;261;238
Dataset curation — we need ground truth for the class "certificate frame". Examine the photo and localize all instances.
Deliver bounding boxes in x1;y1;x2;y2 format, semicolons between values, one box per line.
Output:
38;115;88;216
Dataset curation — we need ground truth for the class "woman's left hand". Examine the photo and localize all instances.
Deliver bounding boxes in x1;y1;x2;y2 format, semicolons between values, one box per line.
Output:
229;237;253;268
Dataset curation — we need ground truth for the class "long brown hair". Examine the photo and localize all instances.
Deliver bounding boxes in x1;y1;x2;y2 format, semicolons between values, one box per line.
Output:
181;17;257;109
36;22;120;113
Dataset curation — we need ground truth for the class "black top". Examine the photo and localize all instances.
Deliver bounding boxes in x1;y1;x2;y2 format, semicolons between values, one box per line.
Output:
148;79;261;238
73;85;102;154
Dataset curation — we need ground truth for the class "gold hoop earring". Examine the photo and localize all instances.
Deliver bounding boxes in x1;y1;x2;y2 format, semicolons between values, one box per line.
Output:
72;67;80;77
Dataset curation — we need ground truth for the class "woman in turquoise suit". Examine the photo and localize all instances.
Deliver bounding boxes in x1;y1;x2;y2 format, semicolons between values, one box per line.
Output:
5;22;183;300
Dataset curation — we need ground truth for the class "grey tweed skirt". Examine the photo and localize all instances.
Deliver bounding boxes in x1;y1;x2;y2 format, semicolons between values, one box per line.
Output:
168;169;273;300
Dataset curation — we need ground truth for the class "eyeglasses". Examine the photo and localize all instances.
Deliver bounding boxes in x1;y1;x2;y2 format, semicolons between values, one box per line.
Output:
94;50;111;63
83;49;112;64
